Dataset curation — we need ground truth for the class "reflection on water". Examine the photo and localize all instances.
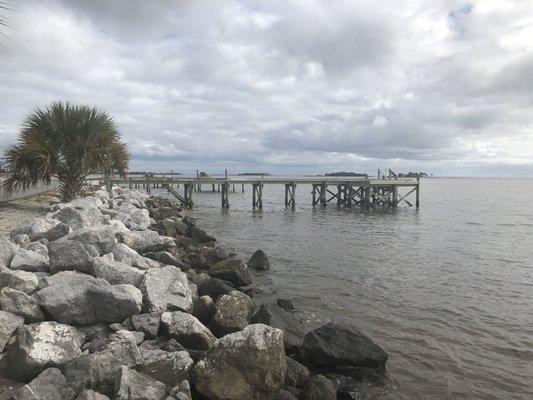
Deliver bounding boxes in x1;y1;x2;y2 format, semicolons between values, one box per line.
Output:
159;178;533;399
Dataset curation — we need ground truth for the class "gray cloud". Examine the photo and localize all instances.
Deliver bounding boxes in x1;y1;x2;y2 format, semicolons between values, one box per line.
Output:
0;0;532;176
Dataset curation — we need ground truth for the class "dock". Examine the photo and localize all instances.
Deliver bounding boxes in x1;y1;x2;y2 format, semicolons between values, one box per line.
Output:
108;170;420;210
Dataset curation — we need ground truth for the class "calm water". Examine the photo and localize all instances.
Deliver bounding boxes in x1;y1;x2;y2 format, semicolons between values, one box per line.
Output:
162;178;533;399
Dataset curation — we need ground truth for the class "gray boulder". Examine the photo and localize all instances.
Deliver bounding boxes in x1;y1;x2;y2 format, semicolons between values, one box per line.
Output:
143;251;186;269
9;248;49;273
59;226;116;256
6;321;83;381
208;259;252;287
53;207;95;231
211;290;254;336
112;243;159;270
285;357;310;388
0;310;24;352
0;265;38;293
197;278;235;300
192;295;215;324
0;287;44;322
302;375;336;400
141;266;192;314
137;350;193;386
248;249;270;271
130;313;161;339
194;324;287;400
161;311;216;351
11;368;76;400
64;334;142;395
35;271;142;325
26;241;49;258
300;322;388;369
188;227;215;243
31;222;71;242
252;302;308;354
119;230;175;254
114;366;167;400
93;258;145;287
168;381;191;400
114;208;150;231
49;240;94;275
0;235;17;266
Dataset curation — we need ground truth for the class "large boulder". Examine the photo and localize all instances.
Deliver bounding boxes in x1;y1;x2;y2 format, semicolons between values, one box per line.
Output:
0;265;38;294
208;259;252;287
35;271;142;325
0;235;17;267
114;208;150;231
11;368;76;400
300;322;388;369
49;240;95;275
188;227;215;243
141;266;192;314
161;311;216;351
194;324;287;400
137;350;193;386
6;321;83;381
9;248;49;273
0;310;24;352
10;218;59;240
248;250;270;271
252;302;307;354
114;366;167;400
197;278;235;300
93;258;145;287
168;381;192;400
58;227;117;256
285;357;309;389
192;295;215;324
75;390;110;400
53;207;104;231
30;222;71;242
0;287;44;322
112;243;158;270
211;291;254;336
64;334;142;395
143;251;187;269
118;230;175;254
302;375;336;400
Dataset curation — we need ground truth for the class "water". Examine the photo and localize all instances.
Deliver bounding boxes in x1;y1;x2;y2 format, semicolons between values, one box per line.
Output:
160;178;533;399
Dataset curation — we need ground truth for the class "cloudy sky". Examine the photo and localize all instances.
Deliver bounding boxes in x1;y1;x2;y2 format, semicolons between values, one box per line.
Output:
1;0;532;176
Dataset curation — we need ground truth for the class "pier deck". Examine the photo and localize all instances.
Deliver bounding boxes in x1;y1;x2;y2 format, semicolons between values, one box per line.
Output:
108;173;420;210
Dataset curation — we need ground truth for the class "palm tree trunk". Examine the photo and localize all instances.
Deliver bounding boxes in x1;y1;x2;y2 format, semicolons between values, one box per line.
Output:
59;173;86;202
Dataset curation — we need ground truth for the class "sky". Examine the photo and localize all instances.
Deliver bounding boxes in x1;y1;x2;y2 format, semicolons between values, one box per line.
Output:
1;0;532;177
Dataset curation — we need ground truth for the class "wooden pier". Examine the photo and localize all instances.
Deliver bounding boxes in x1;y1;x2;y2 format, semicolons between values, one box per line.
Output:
109;171;420;210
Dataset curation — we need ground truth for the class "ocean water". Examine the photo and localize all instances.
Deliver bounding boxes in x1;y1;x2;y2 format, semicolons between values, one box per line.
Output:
160;177;533;399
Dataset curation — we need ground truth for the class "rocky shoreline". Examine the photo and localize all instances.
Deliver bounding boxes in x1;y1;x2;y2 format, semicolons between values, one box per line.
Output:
0;186;388;400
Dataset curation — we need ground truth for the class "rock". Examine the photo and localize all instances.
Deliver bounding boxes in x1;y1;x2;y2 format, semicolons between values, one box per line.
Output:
302;375;336;400
143;252;187;269
0;287;44;322
160;219;177;237
64;333;142;395
208;259;252;287
53;207;105;231
75;390;110;400
277;299;296;311
112;244;156;271
114;208;151;231
192;295;215;324
49;240;94;275
26;241;48;258
119;230;175;254
0;311;24;352
188;227;215;243
197;278;235;300
114;366;167;400
137;350;193;386
113;330;144;345
6;321;83;381
161;311;216;351
211;291;254;336
300;322;388;369
35;271;142;325
276;389;299;400
9;248;49;273
285;357;309;388
93;258;145;287
248;250;270;271
0;235;17;267
194;324;287;400
0;265;38;294
59;227;117;256
11;368;76;400
252;302;308;354
35;222;71;242
168;381;191;400
12;234;30;245
130;313;161;339
141;266;192;314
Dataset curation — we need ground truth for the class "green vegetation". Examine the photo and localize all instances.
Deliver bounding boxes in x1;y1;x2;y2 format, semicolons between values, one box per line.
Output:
1;102;129;201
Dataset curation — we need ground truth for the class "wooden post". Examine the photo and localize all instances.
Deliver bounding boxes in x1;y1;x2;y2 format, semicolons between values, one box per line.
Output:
221;182;230;208
416;177;420;208
184;183;194;207
337;185;342;207
320;183;327;207
212;184;215;192
241;184;244;193
364;185;371;208
392;185;398;208
347;185;353;207
312;185;317;206
285;183;296;208
252;182;263;210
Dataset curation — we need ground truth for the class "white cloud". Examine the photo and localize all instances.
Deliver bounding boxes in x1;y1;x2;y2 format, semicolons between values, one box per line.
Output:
0;0;532;176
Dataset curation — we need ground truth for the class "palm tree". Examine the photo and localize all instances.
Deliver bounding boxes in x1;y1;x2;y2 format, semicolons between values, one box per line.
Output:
2;102;129;201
